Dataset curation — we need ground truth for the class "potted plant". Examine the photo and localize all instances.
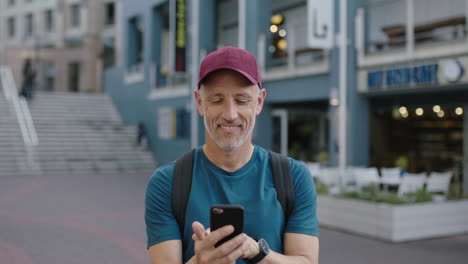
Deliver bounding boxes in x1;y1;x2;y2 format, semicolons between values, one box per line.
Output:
394;155;408;176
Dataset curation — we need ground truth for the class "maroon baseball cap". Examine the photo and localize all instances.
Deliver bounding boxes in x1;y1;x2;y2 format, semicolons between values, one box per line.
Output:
198;46;262;88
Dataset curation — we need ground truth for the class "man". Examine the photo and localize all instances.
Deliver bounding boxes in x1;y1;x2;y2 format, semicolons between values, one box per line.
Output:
136;122;148;149
19;58;36;100
145;46;319;264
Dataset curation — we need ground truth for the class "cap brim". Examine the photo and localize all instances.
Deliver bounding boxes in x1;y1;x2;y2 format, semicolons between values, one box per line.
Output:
198;67;259;88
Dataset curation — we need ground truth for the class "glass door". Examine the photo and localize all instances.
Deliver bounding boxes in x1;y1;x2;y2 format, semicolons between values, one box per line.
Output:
272;109;288;156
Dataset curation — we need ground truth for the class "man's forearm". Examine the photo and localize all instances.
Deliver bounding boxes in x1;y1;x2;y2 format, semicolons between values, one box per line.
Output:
258;250;317;264
186;249;317;264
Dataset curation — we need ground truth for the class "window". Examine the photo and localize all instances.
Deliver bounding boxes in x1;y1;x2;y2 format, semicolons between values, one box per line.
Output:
128;16;144;67
45;61;55;91
158;107;190;139
267;0;324;67
154;3;170;87
7;17;15;38
102;37;115;68
45;9;54;32
68;61;81;92
216;0;238;47
413;0;466;45
105;2;115;25
70;3;81;28
25;13;34;37
365;0;407;53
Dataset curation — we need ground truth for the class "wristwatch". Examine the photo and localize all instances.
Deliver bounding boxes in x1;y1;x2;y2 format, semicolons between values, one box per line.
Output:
244;239;270;264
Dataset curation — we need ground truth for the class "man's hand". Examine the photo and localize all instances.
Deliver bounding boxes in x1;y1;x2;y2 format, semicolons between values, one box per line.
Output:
189;221;258;264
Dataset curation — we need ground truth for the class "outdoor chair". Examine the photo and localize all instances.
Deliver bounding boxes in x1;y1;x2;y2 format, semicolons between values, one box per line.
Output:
426;171;453;194
380;167;401;182
342;166;364;192
318;167;342;195
397;173;426;196
380;167;402;192
352;167;380;192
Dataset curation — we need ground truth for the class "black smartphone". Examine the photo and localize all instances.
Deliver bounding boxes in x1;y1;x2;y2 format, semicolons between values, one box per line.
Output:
210;204;244;247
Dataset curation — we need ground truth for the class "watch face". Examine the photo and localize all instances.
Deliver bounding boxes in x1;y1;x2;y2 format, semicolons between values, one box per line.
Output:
259;239;270;254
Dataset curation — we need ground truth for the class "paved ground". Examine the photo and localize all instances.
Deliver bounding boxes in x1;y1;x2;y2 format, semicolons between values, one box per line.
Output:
1;172;467;264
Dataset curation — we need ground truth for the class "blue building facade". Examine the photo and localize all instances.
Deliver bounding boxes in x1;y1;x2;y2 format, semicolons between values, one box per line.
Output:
105;0;467;192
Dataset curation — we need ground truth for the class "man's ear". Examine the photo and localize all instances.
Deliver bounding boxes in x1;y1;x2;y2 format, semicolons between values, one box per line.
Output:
255;88;267;115
194;89;204;116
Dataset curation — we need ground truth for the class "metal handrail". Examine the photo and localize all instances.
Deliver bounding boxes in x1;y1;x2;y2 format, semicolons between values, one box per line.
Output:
20;98;39;145
0;66;39;146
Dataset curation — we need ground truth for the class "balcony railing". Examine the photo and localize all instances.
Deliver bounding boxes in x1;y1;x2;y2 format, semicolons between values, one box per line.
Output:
363;0;407;54
361;0;467;54
355;0;468;66
150;62;188;89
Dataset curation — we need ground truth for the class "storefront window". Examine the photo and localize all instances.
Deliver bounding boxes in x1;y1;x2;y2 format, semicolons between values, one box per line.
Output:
370;104;464;174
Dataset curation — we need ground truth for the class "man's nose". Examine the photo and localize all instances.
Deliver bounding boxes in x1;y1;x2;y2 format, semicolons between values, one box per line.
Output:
222;101;238;121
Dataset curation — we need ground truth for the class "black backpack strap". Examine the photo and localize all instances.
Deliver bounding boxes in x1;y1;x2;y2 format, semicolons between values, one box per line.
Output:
269;151;295;222
172;150;195;234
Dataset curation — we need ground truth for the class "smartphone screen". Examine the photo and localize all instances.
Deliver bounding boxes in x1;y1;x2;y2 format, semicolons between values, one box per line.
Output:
210;204;244;247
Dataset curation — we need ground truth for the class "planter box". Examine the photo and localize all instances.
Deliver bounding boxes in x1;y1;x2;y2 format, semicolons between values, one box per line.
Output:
317;195;468;242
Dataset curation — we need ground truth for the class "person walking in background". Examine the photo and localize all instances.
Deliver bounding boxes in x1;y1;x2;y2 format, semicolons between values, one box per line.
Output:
19;58;36;100
136;122;149;149
145;46;319;264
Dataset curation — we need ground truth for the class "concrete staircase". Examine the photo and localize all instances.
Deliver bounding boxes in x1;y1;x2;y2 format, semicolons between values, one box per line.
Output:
0;91;156;176
0;91;36;175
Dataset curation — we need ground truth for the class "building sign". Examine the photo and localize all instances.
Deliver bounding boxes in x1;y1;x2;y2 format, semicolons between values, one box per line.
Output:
443;59;464;83
175;0;186;72
368;64;438;90
307;0;334;49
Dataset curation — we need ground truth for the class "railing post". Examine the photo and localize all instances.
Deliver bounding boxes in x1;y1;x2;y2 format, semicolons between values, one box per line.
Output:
257;33;266;75
149;62;155;89
406;0;414;58
287;26;295;72
190;0;200;149
238;0;246;50
464;103;468;195
466;0;468;44
355;8;364;63
168;0;175;87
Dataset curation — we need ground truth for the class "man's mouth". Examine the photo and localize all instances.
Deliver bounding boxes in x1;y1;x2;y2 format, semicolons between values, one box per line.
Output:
219;125;241;130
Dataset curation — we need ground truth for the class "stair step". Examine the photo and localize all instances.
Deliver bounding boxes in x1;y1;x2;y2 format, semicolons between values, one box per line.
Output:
0;91;155;176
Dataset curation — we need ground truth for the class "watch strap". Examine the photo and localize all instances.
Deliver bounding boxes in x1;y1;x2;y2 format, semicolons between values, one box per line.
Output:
244;239;269;264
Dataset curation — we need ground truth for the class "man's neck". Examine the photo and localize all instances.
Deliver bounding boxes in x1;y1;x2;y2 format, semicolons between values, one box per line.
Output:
202;142;255;172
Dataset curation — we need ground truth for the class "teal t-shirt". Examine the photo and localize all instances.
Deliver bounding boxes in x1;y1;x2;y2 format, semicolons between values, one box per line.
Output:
145;145;319;263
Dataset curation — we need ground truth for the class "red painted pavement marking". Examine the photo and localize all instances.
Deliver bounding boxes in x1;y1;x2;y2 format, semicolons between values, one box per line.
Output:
56;220;148;263
0;212;148;263
0;179;48;207
0;239;33;264
447;235;468;241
